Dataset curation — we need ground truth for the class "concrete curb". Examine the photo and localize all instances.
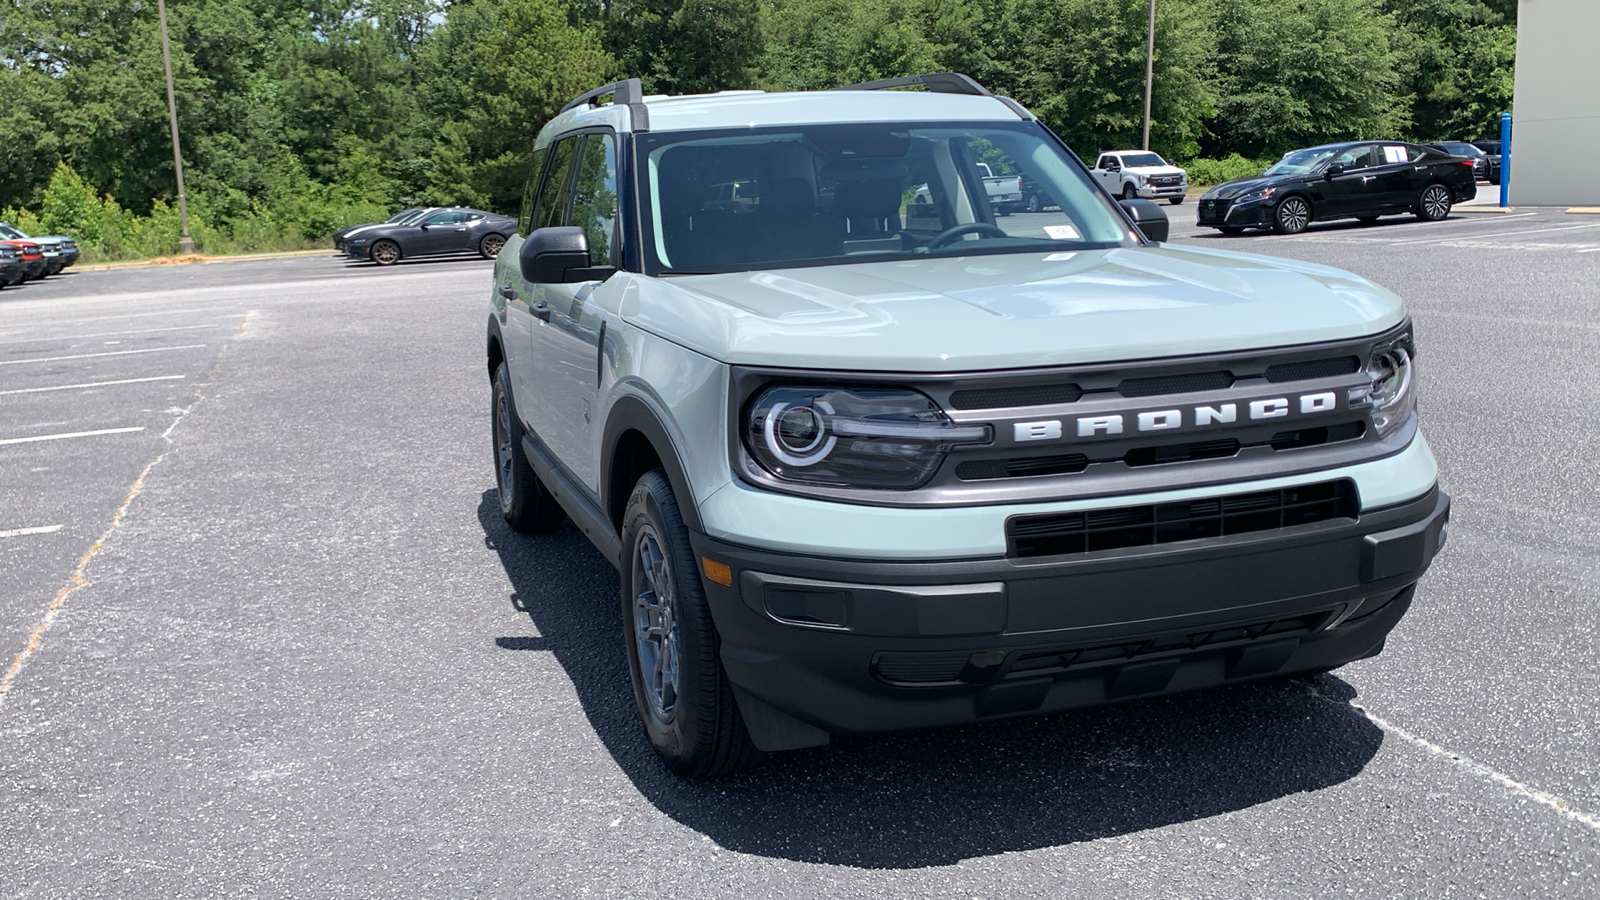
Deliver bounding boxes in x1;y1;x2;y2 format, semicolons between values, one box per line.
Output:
71;248;333;273
1455;205;1518;213
1567;207;1600;215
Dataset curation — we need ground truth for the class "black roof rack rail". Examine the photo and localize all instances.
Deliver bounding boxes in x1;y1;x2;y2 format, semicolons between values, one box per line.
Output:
830;72;1032;121
832;72;993;96
560;77;650;131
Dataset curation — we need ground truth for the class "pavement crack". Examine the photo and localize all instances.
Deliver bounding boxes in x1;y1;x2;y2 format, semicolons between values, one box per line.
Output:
1302;682;1600;834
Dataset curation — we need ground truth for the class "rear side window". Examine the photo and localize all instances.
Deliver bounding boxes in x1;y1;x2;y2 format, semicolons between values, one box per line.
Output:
569;134;620;267
536;138;579;231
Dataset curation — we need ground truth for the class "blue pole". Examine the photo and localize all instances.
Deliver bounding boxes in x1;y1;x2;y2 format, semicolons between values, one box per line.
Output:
1499;112;1511;208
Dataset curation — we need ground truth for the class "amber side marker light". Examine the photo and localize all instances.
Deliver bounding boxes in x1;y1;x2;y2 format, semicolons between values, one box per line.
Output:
700;557;733;587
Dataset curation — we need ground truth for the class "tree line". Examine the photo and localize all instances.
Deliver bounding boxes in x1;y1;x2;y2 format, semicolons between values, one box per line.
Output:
0;0;1516;260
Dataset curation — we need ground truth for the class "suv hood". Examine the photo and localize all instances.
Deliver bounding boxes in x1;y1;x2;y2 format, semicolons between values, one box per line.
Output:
622;246;1405;372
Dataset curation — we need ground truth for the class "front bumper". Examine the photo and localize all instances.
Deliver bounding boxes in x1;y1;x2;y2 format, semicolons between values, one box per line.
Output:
1139;182;1188;199
695;486;1447;749
1198;197;1274;228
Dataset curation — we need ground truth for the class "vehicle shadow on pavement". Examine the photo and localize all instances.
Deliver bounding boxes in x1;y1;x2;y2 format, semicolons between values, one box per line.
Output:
478;492;1383;869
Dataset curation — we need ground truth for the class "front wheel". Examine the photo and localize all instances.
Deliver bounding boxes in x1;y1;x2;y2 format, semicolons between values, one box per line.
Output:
1272;196;1311;234
621;470;760;778
1121;183;1137;200
492;363;564;533
371;239;401;266
479;233;506;259
1416;184;1453;221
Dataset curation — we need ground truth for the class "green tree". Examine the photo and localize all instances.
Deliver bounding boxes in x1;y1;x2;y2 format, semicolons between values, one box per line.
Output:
1208;0;1409;158
601;0;763;94
1385;0;1517;141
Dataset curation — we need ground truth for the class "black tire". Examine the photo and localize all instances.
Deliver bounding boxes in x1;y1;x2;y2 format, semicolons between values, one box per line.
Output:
371;239;401;266
1168;197;1184;206
995;207;1012;217
479;233;506;259
492;363;565;533
1415;183;1452;221
621;470;760;778
1272;195;1311;234
1121;183;1137;200
1216;226;1246;236
1489;172;1500;186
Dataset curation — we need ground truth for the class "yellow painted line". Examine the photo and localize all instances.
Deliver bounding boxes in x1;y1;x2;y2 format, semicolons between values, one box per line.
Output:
1567;207;1600;215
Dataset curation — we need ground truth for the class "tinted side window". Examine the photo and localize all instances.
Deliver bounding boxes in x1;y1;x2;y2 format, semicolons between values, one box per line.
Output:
569;133;619;267
519;146;549;236
536;138;579;231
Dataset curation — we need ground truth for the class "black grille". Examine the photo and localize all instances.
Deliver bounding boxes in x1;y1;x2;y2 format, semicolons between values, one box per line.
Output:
872;652;970;684
1199;199;1231;221
1007;480;1358;558
956;453;1089;480
949;383;1082;409
1269;421;1366;450
1005;611;1328;677
1117;371;1233;397
1123;439;1240;467
1265;356;1360;382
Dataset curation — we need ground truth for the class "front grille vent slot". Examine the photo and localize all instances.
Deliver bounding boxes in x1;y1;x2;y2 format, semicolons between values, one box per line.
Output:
949;383;1082;409
1269;421;1366;450
1117;371;1233;397
1007;480;1357;558
1123;438;1240;467
1264;356;1360;383
956;453;1089;480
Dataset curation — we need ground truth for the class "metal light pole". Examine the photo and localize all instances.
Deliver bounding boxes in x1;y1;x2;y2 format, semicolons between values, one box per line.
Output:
1141;0;1155;150
156;0;194;254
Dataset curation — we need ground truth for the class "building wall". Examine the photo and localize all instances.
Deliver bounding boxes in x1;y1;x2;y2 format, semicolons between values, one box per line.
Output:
1512;0;1600;205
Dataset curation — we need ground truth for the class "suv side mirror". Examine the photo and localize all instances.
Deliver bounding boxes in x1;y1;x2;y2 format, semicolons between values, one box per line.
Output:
1324;164;1347;178
520;226;613;283
1118;199;1169;242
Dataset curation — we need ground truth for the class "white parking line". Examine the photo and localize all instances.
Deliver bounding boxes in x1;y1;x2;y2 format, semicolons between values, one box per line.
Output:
0;344;207;366
1578;247;1600;254
1392;221;1600;246
0;525;63;539
0;426;145;446
0;375;186;396
0;324;221;346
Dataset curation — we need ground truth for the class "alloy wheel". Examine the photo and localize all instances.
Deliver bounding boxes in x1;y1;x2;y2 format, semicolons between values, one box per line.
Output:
482;234;506;258
372;241;400;265
1276;197;1310;234
1421;185;1452;220
631;526;681;723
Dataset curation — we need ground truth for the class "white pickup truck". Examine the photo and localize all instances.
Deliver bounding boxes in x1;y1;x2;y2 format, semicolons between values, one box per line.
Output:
1092;150;1189;205
976;162;1023;215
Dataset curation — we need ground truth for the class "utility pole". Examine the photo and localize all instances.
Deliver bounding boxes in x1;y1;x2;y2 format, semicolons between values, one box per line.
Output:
156;0;194;254
1141;0;1156;150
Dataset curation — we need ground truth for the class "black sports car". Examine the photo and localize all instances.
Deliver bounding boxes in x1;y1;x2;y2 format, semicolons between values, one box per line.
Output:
333;207;427;253
1198;141;1477;235
343;207;517;265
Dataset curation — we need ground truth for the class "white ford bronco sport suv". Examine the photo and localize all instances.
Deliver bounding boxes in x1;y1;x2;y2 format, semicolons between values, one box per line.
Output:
487;74;1448;777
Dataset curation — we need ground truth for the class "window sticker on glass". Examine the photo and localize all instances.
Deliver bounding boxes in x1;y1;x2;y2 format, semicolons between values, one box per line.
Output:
1382;145;1408;164
1044;252;1078;261
1044;224;1081;240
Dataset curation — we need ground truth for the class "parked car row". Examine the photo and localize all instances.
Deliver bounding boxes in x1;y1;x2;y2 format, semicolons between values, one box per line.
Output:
0;221;78;288
1197;140;1478;235
334;206;518;266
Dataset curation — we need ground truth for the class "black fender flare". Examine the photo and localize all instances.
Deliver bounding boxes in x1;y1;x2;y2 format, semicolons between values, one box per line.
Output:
601;393;705;534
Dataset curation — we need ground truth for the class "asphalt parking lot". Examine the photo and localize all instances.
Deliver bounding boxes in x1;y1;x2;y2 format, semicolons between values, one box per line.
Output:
2;211;1598;897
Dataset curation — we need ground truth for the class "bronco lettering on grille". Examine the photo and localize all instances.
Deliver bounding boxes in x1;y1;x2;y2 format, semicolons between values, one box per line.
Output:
1012;391;1339;443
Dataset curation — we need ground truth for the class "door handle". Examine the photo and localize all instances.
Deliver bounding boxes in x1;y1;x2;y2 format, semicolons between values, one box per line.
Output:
531;302;552;322
455;228;467;232
498;284;517;299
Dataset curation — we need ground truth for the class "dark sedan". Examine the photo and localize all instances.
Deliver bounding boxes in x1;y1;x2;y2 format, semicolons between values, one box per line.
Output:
1472;140;1503;185
1198;141;1477;235
1426;142;1490;181
332;207;426;252
343;207;515;265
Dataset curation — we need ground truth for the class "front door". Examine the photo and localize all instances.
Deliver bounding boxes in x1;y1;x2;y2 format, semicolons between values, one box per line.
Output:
1321;145;1383;218
527;131;621;494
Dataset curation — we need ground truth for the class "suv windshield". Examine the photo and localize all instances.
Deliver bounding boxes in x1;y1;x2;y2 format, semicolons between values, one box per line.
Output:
0;223;25;239
635;121;1134;276
1265;148;1337;177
